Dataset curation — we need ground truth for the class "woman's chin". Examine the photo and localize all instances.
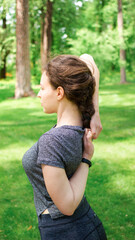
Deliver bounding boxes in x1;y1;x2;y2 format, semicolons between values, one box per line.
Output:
43;108;49;114
43;108;55;114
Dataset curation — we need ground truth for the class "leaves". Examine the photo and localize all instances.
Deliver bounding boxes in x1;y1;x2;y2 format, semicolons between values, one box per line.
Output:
0;0;135;80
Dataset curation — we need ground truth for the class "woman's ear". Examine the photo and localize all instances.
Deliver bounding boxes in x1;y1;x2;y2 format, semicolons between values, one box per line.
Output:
57;86;65;101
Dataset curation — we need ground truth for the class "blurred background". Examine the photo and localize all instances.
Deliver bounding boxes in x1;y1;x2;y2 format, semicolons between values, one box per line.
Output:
0;0;135;240
0;0;135;91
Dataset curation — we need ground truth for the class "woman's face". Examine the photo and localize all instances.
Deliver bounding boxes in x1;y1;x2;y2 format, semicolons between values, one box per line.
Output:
37;72;58;114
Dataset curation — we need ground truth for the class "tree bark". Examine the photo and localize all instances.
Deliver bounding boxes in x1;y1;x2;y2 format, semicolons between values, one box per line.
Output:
16;0;34;98
0;55;6;79
0;12;7;79
41;0;53;73
117;0;126;84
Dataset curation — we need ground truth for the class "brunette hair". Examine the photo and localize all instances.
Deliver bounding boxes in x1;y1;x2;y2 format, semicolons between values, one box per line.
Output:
45;55;95;128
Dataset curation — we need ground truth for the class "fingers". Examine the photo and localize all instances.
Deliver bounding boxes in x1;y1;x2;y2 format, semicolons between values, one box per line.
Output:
84;128;93;142
91;125;103;139
87;129;93;140
90;125;96;139
90;114;103;139
83;128;94;160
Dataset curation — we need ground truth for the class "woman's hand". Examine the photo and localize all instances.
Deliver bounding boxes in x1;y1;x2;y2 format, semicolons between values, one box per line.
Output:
83;128;94;160
90;112;102;139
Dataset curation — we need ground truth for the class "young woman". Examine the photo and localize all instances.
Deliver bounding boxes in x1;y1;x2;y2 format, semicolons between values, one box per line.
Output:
22;54;107;240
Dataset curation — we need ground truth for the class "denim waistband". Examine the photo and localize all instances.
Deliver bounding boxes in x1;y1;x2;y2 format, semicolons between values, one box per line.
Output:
38;198;90;227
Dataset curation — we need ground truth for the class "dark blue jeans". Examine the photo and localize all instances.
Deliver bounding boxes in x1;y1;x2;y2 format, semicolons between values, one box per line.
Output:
38;200;107;240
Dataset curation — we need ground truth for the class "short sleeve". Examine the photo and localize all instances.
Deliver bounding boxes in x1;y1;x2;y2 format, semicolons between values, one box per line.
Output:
37;134;65;169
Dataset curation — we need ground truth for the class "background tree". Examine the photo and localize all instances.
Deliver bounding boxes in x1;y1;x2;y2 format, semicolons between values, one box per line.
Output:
68;0;119;74
29;0;80;79
51;0;81;54
16;0;34;98
117;0;126;83
0;0;15;79
0;0;134;86
0;5;7;79
41;0;53;72
29;2;41;78
121;0;135;72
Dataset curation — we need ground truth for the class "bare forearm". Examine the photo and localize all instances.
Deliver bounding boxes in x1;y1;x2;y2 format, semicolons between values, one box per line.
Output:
42;163;89;216
68;130;93;214
79;54;100;113
93;69;99;112
42;130;93;216
69;163;89;213
90;68;102;138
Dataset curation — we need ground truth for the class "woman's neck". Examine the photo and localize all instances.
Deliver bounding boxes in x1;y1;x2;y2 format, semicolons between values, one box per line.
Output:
56;99;83;128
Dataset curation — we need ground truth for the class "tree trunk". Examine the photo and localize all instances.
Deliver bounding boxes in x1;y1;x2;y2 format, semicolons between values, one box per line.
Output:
0;13;6;79
16;0;34;98
117;0;126;84
41;0;53;73
0;56;6;79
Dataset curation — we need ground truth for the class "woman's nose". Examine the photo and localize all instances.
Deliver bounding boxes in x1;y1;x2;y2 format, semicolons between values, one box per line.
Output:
37;90;41;98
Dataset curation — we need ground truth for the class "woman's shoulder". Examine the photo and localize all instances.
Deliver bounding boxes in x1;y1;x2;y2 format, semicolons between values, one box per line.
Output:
38;125;84;147
43;125;84;138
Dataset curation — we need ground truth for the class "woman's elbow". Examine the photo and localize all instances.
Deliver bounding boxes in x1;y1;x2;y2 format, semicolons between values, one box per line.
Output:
59;201;75;216
61;207;75;216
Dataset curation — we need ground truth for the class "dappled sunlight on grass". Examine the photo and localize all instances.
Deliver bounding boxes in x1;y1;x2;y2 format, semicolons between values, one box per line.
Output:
110;174;134;194
100;83;135;107
0;80;135;240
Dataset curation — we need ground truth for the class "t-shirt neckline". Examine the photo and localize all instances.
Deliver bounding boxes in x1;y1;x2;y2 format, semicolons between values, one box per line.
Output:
53;124;84;130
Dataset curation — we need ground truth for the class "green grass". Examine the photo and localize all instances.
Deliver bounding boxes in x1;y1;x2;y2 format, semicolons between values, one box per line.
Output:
0;78;135;240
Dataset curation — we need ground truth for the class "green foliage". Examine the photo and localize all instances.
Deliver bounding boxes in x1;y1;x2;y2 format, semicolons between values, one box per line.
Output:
122;0;135;70
51;0;79;54
0;79;135;239
68;27;120;72
66;0;135;73
29;0;83;79
0;32;15;66
0;0;16;76
0;0;135;82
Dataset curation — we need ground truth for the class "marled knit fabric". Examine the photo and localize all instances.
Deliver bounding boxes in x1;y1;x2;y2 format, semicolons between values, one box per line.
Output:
22;125;85;219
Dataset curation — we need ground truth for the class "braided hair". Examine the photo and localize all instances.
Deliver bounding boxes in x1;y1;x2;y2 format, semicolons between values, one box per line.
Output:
45;55;95;128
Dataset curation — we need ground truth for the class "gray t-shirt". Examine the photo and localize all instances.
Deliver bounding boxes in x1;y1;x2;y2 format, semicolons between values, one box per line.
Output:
22;125;85;219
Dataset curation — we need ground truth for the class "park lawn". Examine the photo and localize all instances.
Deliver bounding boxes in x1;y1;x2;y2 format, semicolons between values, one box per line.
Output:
0;79;135;240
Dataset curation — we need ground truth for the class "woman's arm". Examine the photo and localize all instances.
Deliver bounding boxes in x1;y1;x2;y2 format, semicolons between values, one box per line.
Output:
80;54;102;139
41;129;94;216
67;129;94;211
